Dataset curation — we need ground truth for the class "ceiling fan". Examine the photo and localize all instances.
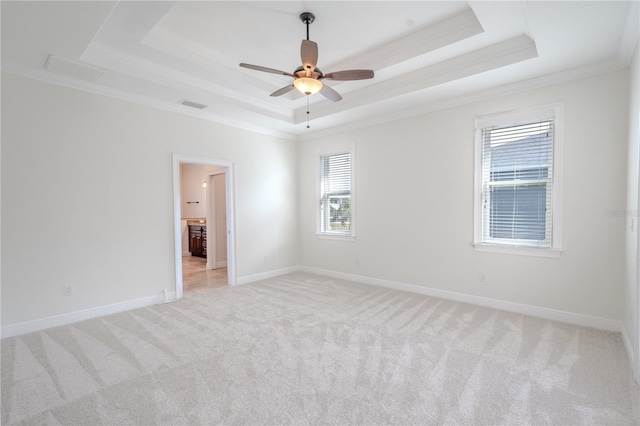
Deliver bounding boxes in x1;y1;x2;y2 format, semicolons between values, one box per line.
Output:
240;12;374;102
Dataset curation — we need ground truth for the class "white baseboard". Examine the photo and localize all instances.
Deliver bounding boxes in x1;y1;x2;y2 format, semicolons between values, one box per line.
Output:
1;264;625;345
207;261;228;270
622;326;635;364
621;326;639;384
1;291;177;339
236;266;301;286
300;266;623;332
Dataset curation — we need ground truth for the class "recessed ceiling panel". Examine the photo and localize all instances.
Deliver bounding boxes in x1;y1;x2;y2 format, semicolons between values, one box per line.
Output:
153;1;471;69
1;1;637;139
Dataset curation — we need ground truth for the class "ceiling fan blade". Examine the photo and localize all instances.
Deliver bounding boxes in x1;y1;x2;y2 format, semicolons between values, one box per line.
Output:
270;84;295;97
320;84;342;102
323;69;374;81
300;40;318;72
240;63;293;77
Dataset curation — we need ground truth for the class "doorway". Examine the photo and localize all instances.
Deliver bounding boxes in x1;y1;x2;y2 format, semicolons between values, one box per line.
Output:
181;170;228;292
172;154;236;300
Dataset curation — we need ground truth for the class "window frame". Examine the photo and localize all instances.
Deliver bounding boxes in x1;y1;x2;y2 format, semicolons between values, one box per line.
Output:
473;104;564;258
316;145;355;241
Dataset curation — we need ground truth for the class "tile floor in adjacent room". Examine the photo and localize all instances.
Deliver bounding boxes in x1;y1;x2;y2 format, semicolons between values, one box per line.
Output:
182;256;227;292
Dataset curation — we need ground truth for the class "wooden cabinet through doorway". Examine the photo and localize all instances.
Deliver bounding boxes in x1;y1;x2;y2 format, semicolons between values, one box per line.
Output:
189;225;207;258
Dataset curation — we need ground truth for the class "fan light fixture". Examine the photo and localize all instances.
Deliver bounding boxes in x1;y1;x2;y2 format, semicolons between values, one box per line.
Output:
294;77;323;95
239;11;375;128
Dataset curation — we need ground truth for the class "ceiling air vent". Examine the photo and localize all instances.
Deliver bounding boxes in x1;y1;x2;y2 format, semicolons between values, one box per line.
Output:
180;100;208;110
45;55;104;82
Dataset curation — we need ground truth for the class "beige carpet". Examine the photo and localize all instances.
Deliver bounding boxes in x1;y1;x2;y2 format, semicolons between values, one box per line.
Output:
1;272;638;425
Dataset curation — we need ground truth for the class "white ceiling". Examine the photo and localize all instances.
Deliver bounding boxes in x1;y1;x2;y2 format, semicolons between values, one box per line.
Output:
2;1;638;141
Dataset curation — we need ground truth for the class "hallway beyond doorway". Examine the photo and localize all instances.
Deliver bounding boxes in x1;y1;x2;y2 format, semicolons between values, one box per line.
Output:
182;256;227;292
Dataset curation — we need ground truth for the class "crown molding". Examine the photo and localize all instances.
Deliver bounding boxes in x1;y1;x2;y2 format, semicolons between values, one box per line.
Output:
294;35;538;124
2;53;630;144
80;42;293;121
324;8;484;73
297;58;628;142
1;62;299;141
142;25;299;103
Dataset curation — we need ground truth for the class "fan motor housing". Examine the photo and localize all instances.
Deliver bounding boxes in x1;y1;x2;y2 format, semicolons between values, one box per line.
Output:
294;66;323;80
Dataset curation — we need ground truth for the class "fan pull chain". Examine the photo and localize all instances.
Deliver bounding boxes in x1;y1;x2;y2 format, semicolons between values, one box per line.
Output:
306;96;310;129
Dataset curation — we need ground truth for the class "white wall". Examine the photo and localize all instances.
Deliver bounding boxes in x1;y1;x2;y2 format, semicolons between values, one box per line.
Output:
0;66;633;336
1;72;299;327
299;70;629;321
624;41;640;379
180;163;216;219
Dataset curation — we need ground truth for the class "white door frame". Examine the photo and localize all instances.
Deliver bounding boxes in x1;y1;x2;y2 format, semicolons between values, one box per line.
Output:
636;153;640;384
206;171;226;270
172;153;237;299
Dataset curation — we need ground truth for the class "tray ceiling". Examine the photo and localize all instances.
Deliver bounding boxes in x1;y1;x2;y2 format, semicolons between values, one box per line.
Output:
1;1;638;140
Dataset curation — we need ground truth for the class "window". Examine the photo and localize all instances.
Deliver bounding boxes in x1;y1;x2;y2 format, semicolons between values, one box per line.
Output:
318;149;354;238
474;104;563;257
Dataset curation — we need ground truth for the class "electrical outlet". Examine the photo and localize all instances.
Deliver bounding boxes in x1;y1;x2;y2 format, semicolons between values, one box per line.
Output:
479;273;486;283
355;257;360;265
63;285;73;296
264;255;269;263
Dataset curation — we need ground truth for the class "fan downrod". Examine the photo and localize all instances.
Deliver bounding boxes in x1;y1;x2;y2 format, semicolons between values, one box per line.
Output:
300;12;315;40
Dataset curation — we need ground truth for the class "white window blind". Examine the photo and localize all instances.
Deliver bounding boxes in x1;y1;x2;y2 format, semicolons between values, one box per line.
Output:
481;119;554;247
319;152;352;235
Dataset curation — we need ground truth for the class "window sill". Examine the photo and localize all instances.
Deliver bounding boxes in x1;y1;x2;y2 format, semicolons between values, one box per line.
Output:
316;233;356;242
473;243;563;258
